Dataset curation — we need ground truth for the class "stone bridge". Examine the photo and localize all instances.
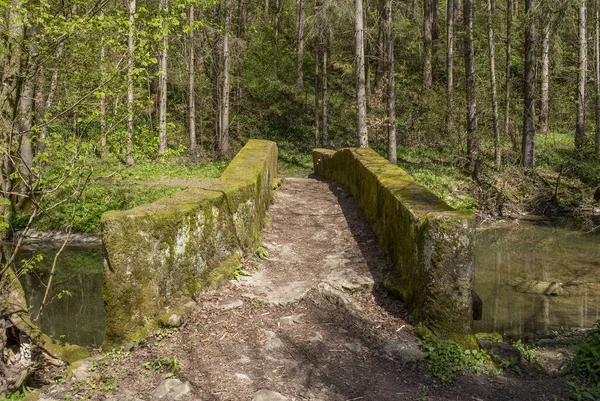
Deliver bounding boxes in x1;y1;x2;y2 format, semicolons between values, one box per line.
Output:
101;140;476;347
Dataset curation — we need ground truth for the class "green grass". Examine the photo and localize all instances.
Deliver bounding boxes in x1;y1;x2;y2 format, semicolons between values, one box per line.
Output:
27;157;229;234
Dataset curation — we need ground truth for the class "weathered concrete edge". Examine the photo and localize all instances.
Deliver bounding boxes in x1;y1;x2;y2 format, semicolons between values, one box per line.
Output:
101;140;277;347
313;148;476;346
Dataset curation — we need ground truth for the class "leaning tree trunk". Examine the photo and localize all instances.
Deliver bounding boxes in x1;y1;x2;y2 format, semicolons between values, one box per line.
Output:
575;0;587;155
464;0;478;174
522;0;536;168
355;0;368;147
0;266;91;397
487;0;500;170
539;18;551;135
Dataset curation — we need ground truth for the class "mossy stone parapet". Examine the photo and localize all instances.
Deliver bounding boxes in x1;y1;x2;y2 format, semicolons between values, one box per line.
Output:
313;148;475;345
102;140;277;347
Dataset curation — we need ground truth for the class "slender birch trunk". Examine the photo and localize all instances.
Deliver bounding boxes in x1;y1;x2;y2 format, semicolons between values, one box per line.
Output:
355;0;368;147
487;0;500;169
505;0;514;150
385;0;396;164
219;0;231;156
596;0;600;158
423;0;433;89
321;45;328;146
575;0;587;155
464;0;478;173
539;18;551;135
158;0;169;155
296;0;305;89
100;36;107;159
126;0;136;166
188;4;197;158
521;0;536;168
446;0;454;137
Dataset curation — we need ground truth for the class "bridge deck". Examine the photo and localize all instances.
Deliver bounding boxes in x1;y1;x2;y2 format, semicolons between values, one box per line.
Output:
85;178;565;400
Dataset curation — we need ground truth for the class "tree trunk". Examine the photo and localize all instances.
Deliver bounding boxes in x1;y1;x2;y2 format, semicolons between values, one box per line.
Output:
505;0;514;150
487;0;500;170
423;0;433;89
521;0;536;168
19;40;36;179
188;5;197;158
375;9;386;91
445;0;454;137
158;0;169;155
100;35;107;159
539;18;551;135
296;0;305;89
219;0;231;157
38;44;63;153
464;0;478;174
596;0;600;158
575;0;587;155
126;0;136;166
314;0;320;148
385;0;396;164
355;0;368;147
432;0;439;49
212;4;222;154
321;30;329;146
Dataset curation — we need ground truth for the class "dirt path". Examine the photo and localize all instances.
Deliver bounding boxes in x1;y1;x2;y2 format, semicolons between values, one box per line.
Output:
37;178;567;401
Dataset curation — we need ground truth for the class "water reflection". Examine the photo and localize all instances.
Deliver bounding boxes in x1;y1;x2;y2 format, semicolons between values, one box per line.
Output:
14;245;105;347
474;222;600;339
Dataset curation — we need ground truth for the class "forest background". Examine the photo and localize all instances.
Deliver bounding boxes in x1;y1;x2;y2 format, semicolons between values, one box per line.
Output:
1;0;600;237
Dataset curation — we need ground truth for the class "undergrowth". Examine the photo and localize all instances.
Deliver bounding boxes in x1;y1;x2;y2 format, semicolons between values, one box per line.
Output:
421;335;500;383
561;320;600;400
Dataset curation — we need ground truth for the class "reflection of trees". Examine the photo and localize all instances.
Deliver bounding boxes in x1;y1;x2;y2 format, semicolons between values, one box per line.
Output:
16;246;105;347
474;223;600;338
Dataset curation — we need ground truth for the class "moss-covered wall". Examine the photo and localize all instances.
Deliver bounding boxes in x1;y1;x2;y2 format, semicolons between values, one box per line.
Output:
102;140;277;346
313;148;475;345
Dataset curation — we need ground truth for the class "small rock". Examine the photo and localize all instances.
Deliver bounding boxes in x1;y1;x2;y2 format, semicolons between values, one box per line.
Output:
106;389;145;401
183;301;196;309
382;341;425;362
152;378;193;400
45;384;70;400
238;355;252;364
166;314;183;328
235;372;252;381
252;389;289;401
307;332;324;344
477;340;522;364
344;341;362;353
265;330;284;350
279;314;303;325
218;300;244;311
69;357;101;382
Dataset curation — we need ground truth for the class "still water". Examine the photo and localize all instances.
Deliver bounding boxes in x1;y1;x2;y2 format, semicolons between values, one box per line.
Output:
474;221;600;339
15;244;105;347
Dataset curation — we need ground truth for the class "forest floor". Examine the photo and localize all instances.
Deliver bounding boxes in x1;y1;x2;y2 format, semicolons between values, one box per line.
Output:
29;178;571;401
